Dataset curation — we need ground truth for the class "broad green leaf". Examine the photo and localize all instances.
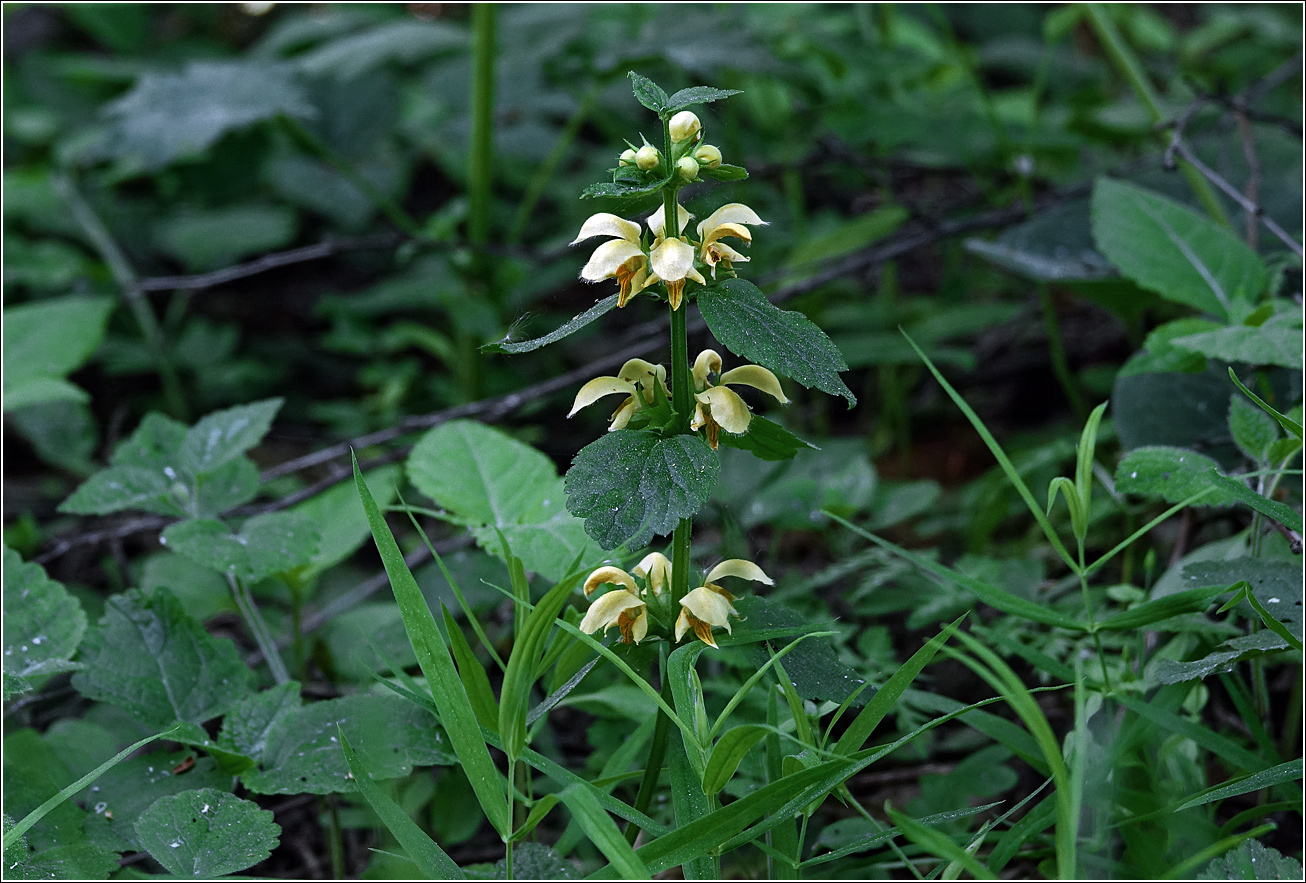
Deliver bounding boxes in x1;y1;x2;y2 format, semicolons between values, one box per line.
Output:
2;547;86;682
492;842;577;879
1229;394;1281;463
288;464;402;583
217;682;304;760
340;731;464;879
161;512;320;582
734;596;868;707
1198;839;1303;880
98;60;315;170
703;725;769;795
178;398;283;476
699;163;748;182
716;415;817;461
628;70;669;114
581;177;672;200
1113;368;1235;451
135;788;279;877
1185;558;1303;637
559;784;651;879
482;295;618;354
885;806;995;879
1151;632;1290;686
1176;758;1303;812
294;18;466;79
2;296;113;413
78;749;231;852
409;420;595;580
71;589;253;728
354;456;510;836
155;204;297;272
833;617;963;756
1114;446;1236;506
4;841;119;881
565;430;718;550
1172;321;1303;370
1091;177;1266;320
240;693;456;795
698;278;857;406
664;86;743;112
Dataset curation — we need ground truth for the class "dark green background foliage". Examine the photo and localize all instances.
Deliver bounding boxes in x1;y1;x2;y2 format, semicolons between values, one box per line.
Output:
3;4;1301;880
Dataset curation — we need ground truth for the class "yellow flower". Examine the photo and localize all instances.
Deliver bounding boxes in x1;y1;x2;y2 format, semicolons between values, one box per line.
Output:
580;566;648;645
689;349;789;449
675;559;773;648
568;358;668;430
646;206;704;312
632;552;672;596
572;213;654;308
696;203;766;278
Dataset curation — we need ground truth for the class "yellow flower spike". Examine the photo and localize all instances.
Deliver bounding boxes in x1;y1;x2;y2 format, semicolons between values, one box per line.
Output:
573;213;653;307
568;376;637;419
696;203;767;277
583;565;638;598
695;385;751;434
579;589;648;645
692;349;723;392
568;358;668;428
675;586;738;648
633;552;672;596
719;365;790;404
704;558;774;587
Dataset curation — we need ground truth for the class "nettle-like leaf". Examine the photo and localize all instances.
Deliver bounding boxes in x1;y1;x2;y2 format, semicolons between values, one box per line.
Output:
717;415;817;462
628;71;669;114
1229;393;1281;463
135;788;279;878
2;547;87;692
1185;558;1303;638
698;278;857;407
581;177;672;200
2;296;114;413
699;163;748;182
1170;314;1304;370
1198;839;1303;880
238;693;456;795
482;295;618;354
96;60;316;171
408;420;595;580
664;85;743;113
60;399;281;518
160;512;321;583
1114;446;1238;506
71;589;254;728
1091;177;1267;321
565;430;718;550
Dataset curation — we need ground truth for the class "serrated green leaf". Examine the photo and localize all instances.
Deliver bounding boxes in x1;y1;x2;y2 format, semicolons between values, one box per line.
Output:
627;71;669;114
698;278;856;406
135;788;279;877
409;420;595;580
2;296;113;413
1229;394;1280;463
1172;323;1303;370
482;295;618;354
1114;446;1237;506
1198;839;1303;879
240;693;456;795
161;511;320;582
699;163;748;182
5;841;119;880
2;547;86;681
564;430;718;550
581;178;670;199
665;85;742;112
217;682;304;760
716;415;817;461
1091;178;1266;320
340;731;464;879
70;588;253;728
178;398;283;475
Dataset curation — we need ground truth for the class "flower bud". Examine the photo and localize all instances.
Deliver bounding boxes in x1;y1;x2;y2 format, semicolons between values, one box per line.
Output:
635;144;660;171
619;148;637;166
676;156;699;181
669;111;701;143
693;144;722;169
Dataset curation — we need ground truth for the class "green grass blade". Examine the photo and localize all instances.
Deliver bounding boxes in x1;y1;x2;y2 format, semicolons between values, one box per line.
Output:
834;615;965;756
901;330;1077;569
560;784;652;879
353;452;510;837
987;793;1056;873
340;729;464;879
510;794;559;843
710;631;833;741
1229;367;1304;439
3;723;182;851
1174;758;1303;811
442;605;499;732
703;725;770;796
499;575;575;761
1076;401;1110;506
829;513;1085;630
1165;823;1278;879
1093;582;1230;631
886;806;996;880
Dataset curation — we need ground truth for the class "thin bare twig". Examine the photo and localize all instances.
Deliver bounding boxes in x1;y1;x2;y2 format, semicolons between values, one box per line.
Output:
137;234;402;292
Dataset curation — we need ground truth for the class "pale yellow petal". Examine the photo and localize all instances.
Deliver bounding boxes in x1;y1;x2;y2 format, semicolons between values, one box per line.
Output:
617;358;662;386
721;365;790;404
708;242;749;264
625;609;649;644
649;237;697;283
703;222;753;248
695;385;751;434
569;377;636;418
580;590;645;634
647;204;693;239
674;608;692;643
581;240;647;283
690;401;708;431
705;558;774;586
572;213;641;245
633;552;672;596
693;349;723;391
680;586;733;627
608;395;637;431
582;566;638;598
696;203;766;238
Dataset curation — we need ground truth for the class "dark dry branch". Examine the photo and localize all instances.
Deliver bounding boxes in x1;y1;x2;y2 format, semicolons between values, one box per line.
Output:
136;234;403;292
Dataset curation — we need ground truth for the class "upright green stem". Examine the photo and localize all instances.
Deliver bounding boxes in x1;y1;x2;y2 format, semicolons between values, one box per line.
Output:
469;3;497;264
504;756;516;879
1077;541;1112;691
1039;284;1086;419
228;574;291;685
625;649;674;846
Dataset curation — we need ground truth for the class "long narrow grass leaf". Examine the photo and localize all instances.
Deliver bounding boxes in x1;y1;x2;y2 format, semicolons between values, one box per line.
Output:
1175;758;1304;811
442;605;499;731
1093;583;1230;631
560;784;652;879
886;806;996;880
340;729;464;879
499;575;575;760
711;632;833;741
353;453;510;836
